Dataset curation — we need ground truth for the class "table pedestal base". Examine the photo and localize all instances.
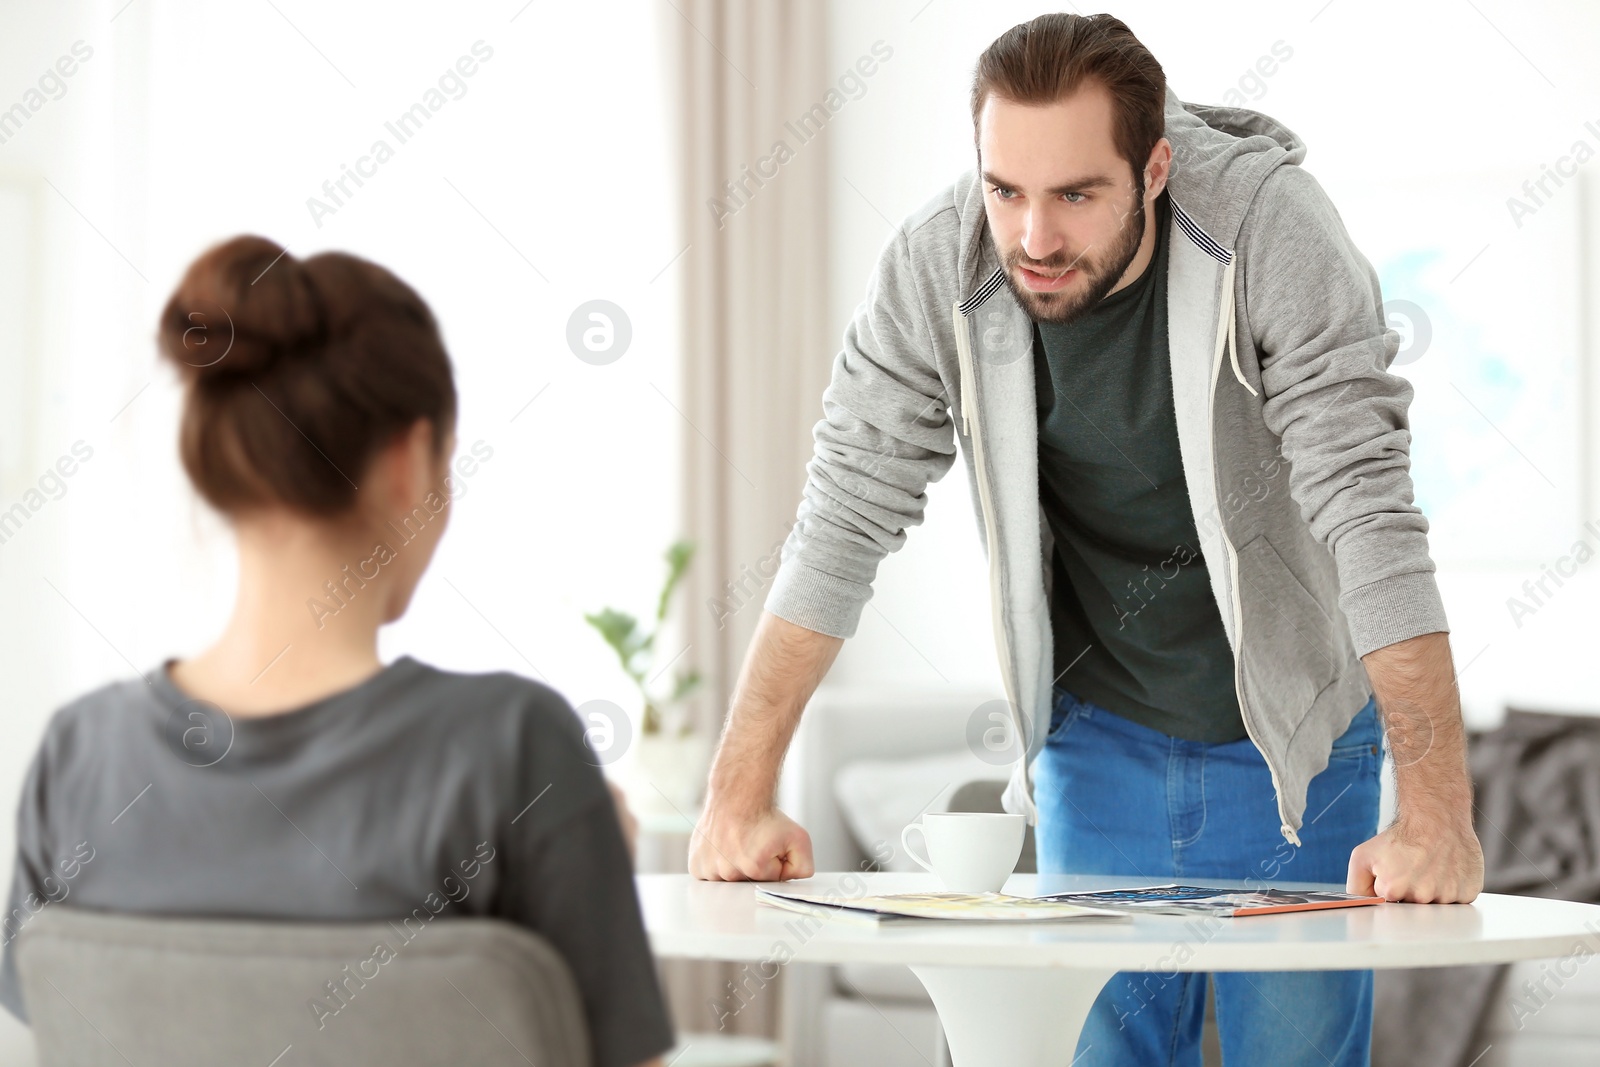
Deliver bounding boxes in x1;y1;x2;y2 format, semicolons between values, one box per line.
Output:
909;965;1117;1067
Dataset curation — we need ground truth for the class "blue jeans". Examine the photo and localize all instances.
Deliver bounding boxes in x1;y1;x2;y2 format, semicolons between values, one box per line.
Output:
1033;686;1382;1067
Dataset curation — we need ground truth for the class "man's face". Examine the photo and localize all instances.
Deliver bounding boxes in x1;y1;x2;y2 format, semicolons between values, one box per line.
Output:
978;82;1165;325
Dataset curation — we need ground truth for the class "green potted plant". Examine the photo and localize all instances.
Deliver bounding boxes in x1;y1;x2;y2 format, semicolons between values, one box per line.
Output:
583;538;710;813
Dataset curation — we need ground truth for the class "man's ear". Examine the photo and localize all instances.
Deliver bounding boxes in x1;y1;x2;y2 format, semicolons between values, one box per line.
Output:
1147;137;1174;197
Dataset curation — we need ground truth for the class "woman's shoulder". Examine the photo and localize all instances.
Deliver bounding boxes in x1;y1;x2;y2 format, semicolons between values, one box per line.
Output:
402;658;581;730
397;658;599;765
38;673;164;752
6;674;171;802
400;658;611;826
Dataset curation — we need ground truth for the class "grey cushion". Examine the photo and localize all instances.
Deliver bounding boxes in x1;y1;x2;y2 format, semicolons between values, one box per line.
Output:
17;907;591;1066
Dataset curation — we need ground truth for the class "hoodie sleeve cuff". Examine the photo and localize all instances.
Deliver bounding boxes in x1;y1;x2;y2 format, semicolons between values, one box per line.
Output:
1339;570;1450;658
762;558;871;640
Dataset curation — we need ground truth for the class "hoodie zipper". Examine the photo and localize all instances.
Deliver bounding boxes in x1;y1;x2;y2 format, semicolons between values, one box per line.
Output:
952;302;1037;822
1211;256;1300;847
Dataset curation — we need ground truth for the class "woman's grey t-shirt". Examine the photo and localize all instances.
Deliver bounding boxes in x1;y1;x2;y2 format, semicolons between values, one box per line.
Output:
0;655;674;1067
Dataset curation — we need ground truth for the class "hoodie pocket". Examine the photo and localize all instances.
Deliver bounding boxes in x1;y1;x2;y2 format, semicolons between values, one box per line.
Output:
1236;534;1342;718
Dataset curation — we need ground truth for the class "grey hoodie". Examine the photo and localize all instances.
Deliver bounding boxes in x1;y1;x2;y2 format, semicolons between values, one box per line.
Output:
764;86;1449;845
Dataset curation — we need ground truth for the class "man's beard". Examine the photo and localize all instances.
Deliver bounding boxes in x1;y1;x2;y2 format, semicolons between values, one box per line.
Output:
999;192;1148;326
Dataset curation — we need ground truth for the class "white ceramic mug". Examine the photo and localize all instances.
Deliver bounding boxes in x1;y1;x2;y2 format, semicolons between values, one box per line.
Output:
901;811;1026;893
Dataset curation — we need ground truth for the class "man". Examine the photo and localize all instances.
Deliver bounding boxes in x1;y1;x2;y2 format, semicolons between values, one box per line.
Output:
690;12;1484;1065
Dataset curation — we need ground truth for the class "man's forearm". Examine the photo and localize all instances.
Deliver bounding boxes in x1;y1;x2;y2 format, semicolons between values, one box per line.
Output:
705;610;845;810
1361;630;1474;826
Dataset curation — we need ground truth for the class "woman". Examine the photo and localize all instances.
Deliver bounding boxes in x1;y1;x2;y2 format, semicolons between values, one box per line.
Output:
0;235;672;1067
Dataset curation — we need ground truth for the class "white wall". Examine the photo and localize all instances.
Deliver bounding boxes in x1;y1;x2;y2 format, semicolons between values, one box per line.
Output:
819;0;1600;725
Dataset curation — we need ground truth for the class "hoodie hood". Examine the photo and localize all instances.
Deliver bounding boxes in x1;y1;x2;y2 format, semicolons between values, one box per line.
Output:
1164;85;1306;250
953;85;1307;293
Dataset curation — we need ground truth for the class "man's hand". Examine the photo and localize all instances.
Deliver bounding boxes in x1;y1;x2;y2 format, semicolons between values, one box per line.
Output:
1347;811;1483;903
689;801;814;882
688;610;843;881
1352;631;1485;903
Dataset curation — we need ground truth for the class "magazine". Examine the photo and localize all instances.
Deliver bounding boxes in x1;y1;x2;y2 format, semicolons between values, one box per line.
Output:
1031;884;1385;917
754;888;1130;925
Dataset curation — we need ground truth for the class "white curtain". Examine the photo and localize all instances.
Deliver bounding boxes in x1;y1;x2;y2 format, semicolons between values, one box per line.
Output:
663;0;833;1042
672;0;832;734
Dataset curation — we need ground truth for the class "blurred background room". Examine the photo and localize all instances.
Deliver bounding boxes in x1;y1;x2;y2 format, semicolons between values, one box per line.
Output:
1;1;1597;1065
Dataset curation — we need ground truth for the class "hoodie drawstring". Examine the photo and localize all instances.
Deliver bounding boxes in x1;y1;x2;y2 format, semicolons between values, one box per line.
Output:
1217;257;1258;397
952;302;976;436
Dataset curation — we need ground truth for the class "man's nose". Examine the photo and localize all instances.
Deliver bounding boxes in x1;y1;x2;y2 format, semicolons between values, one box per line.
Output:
1021;209;1064;262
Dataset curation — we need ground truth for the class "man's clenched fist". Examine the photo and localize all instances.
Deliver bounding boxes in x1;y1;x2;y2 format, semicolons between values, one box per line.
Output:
1347;813;1483;903
690;803;815;881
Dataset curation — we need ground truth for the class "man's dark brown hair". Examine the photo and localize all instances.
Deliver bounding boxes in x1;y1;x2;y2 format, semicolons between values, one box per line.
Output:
971;13;1167;184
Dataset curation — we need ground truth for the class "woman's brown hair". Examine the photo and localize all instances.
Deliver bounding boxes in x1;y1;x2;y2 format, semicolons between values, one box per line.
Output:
971;13;1167;184
158;236;457;518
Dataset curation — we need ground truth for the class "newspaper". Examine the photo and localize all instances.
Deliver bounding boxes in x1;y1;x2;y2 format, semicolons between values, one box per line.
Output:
1031;884;1385;917
754;888;1129;925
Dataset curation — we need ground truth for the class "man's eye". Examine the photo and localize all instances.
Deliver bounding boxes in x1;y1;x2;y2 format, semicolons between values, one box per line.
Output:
991;186;1018;201
1063;192;1085;204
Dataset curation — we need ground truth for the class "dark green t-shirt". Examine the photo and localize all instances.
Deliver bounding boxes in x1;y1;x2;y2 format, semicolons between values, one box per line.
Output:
1034;189;1245;742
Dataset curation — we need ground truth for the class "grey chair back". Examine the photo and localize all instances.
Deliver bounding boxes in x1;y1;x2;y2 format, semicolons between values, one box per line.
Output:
16;907;592;1066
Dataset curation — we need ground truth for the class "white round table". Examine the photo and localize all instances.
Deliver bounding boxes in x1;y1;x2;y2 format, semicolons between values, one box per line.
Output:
638;871;1600;1067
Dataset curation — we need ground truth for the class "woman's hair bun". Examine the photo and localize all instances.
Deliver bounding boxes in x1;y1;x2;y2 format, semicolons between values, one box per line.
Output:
156;234;457;518
158;235;326;387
